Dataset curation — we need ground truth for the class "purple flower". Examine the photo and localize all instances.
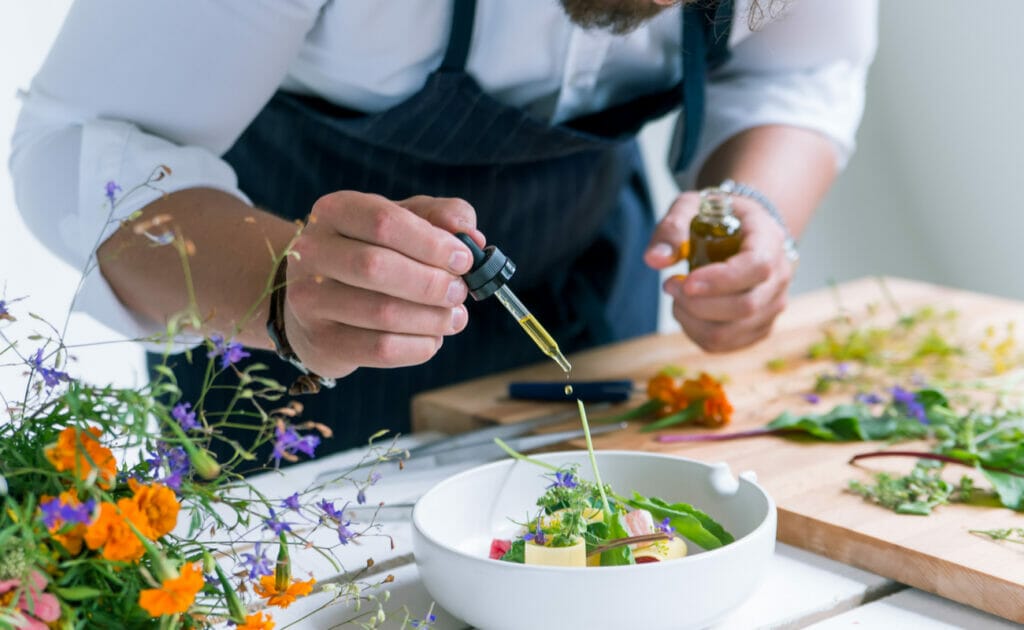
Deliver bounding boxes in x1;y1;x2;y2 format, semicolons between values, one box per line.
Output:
29;349;71;389
318;499;345;521
410;614;438;628
39;496;96;529
802;393;821;404
318;500;356;544
891;386;928;424
272;424;321;467
172;402;199;431
836;362;851;378
104;180;122;205
356;488;367;505
523;521;546;546
657;517;675;536
239;542;274;580
856;392;883;405
281;492;301;511
263;508;292;535
145;442;190;491
546;471;578;490
207;334;250;369
0;300;8;320
336;519;357;545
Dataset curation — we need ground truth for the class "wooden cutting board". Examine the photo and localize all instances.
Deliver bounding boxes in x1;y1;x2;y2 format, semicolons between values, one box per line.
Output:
412;277;1024;622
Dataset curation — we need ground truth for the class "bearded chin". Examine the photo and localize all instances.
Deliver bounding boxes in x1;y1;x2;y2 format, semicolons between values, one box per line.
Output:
558;0;679;35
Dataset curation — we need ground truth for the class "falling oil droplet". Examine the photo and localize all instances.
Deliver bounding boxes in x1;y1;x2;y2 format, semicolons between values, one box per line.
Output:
564;384;573;396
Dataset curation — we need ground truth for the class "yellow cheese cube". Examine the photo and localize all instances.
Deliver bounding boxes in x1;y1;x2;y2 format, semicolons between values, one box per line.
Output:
524;538;586;567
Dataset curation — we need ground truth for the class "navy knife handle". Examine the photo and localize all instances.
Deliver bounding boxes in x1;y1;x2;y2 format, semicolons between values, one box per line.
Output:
508;380;634;403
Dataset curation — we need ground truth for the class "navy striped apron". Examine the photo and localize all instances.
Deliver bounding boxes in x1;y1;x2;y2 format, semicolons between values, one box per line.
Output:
152;0;734;465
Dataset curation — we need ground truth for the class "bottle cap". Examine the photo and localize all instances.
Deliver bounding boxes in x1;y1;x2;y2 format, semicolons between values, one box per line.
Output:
454;233;516;301
699;187;734;218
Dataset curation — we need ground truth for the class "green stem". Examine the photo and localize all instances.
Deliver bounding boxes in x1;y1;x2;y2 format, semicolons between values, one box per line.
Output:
578;400;611;515
639;401;702;433
493;438;559;472
595;399;661;423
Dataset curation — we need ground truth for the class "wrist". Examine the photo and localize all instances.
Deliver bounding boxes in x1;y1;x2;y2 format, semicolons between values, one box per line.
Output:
266;255;336;393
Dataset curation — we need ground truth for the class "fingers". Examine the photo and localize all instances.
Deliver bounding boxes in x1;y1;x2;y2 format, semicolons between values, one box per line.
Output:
308;191;476;275
294;235;469;307
397;195;485;247
670;279;788;352
288;277;468;336
286;307;445;376
644;191;700;270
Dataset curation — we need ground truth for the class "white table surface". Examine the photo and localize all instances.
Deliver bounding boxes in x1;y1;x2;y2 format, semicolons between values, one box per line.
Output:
234;437;1014;630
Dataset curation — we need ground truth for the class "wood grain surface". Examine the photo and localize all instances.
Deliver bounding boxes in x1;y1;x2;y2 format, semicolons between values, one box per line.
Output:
412;277;1024;622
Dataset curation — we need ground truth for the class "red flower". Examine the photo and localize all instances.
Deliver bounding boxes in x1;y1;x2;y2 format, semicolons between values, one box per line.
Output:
489;539;512;559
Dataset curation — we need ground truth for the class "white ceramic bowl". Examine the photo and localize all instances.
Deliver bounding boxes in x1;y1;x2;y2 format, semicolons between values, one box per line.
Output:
412;450;776;630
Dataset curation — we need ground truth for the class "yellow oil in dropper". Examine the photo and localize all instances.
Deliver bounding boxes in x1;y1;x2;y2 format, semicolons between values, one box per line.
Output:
493;289;572;373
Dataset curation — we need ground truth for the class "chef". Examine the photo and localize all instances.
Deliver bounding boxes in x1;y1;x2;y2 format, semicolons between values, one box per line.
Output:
10;0;876;459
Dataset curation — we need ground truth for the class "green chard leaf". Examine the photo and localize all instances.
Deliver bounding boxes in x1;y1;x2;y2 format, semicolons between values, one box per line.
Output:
599;512;635;566
979;467;1024;511
628;493;731;549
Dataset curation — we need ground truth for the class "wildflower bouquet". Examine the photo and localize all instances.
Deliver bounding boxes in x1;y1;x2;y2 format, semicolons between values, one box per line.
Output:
1;173;404;629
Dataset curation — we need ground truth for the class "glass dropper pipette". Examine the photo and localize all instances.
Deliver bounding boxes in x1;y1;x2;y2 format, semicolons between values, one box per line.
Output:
455;233;571;373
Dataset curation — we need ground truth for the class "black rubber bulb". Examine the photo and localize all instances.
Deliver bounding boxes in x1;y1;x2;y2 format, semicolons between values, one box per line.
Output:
454;232;516;301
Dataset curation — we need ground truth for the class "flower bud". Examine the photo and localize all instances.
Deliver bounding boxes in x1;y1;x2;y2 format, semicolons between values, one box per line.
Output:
189;448;221;480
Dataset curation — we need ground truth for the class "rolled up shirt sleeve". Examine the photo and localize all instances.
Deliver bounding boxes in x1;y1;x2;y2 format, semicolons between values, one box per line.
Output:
9;0;324;342
677;0;878;186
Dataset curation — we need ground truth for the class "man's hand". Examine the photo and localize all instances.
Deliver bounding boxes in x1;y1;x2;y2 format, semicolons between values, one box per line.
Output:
644;191;794;352
284;192;484;378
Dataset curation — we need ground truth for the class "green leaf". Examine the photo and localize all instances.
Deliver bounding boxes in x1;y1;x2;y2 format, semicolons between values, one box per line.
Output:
500;539;525;563
980;467;1024;511
54;586;104;601
639;401;702;433
628;493;728;549
646;496;734;545
595;399;662;423
600;512;635;566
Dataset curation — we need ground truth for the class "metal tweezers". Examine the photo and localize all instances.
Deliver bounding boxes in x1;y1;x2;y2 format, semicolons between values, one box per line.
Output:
313;402;623;482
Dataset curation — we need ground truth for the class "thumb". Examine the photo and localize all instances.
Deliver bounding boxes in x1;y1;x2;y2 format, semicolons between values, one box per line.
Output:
644;191;700;270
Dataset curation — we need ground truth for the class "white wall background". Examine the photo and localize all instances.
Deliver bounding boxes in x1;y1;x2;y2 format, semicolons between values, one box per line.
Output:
3;1;1024;395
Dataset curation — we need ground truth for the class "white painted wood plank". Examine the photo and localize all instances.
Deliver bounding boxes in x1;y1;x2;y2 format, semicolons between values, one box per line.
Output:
808;589;1021;630
715;543;896;629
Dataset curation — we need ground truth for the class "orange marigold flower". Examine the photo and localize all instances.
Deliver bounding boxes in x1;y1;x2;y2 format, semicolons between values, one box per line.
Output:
138;562;204;617
646;373;678;405
129;478;180;539
83;499;147;562
255;575;315;609
45;426;117;488
237;611;275;630
679;372;733;427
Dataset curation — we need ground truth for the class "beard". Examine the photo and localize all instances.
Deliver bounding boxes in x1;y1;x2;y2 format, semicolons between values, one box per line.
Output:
558;0;683;35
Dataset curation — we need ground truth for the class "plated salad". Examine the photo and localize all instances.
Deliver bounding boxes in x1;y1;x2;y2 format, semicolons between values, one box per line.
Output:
490;402;735;568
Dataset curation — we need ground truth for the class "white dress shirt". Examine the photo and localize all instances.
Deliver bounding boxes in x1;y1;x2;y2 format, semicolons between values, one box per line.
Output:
9;0;877;340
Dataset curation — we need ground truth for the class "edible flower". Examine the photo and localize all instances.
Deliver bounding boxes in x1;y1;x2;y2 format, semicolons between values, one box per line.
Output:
138;562;204;617
44;426;117;488
0;570;61;629
236;611;275;630
254;575;315;609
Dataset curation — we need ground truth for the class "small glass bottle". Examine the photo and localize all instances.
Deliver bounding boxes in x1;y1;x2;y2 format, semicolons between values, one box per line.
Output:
687;187;743;270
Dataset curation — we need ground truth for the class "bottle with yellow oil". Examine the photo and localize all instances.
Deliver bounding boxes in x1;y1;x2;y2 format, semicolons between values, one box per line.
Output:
687;187;743;270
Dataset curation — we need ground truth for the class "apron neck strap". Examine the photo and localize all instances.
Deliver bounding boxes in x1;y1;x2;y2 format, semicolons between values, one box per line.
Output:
673;0;734;172
440;0;478;72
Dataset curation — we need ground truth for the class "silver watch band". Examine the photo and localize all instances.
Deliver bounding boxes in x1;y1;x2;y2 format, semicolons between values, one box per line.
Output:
718;178;799;263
